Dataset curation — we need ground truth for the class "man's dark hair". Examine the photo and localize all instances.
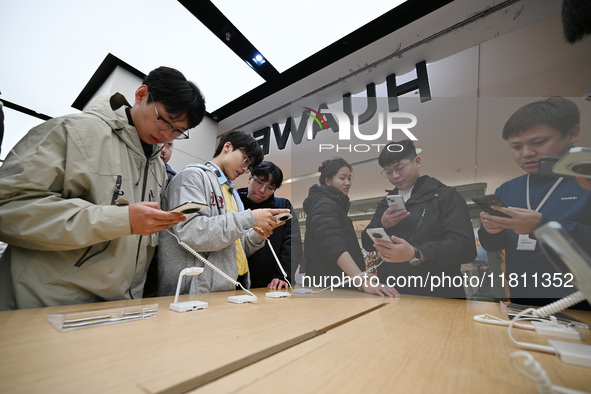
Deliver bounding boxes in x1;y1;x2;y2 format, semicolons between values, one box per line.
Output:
144;66;206;129
562;0;591;44
251;161;284;190
318;157;352;185
502;97;580;140
214;130;264;167
378;140;417;168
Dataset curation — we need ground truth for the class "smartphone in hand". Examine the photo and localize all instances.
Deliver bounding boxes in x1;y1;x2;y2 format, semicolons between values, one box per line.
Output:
386;195;405;211
367;228;395;244
273;212;292;223
170;202;207;214
471;194;510;218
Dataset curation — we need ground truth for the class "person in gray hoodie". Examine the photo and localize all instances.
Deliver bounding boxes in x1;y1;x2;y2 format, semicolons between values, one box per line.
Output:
0;66;206;309
158;131;289;295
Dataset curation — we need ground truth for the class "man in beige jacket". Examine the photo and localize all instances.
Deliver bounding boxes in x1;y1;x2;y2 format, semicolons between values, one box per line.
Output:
0;66;205;309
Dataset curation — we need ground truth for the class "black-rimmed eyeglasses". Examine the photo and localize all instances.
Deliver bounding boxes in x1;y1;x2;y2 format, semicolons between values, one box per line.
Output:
380;156;416;178
239;148;254;172
252;175;276;194
151;95;189;140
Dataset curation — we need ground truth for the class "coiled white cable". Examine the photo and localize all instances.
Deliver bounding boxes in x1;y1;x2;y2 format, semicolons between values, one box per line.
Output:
531;292;584;318
508;291;585;353
510;351;590;394
166;229;258;302
508;307;556;354
473;313;539;329
474;292;585;352
510;351;554;394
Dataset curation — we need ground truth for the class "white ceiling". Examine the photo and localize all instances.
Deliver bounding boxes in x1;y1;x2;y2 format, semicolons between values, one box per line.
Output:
211;0;406;73
0;0;405;160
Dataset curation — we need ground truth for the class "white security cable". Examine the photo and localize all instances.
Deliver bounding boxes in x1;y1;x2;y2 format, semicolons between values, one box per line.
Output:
166;229;258;302
474;291;584;332
530;292;584;318
507;291;585;352
508;308;556;354
473;313;539;330
505;291;587;355
510;351;554;394
266;239;293;294
510;351;590;394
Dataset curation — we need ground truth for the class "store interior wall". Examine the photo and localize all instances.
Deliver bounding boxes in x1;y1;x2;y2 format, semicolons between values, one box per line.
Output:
224;10;591;213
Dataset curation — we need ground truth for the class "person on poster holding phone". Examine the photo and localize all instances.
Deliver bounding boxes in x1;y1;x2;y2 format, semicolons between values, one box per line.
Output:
0;67;206;310
478;97;591;306
303;157;399;297
361;139;476;298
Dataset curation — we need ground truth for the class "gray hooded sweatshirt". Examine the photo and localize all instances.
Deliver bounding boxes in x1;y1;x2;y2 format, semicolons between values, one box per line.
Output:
158;163;265;295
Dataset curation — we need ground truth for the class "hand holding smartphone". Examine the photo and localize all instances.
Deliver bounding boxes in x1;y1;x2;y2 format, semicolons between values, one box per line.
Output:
367;228;395;244
386;195;405;211
170;202;207;215
471;194;510;218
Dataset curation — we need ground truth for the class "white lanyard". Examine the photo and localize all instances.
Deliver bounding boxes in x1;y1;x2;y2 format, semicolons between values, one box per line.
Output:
526;174;563;212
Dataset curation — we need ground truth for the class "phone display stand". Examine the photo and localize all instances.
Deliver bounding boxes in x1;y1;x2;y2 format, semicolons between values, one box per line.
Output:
169;267;208;312
547;340;591;368
265;291;291;298
170;300;208;313
228;295;257;304
292;288;314;294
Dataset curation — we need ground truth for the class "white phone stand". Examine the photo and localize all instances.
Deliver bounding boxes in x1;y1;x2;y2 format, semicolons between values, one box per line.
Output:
265;291;291;298
292;288;313;294
227;295;257;304
169;267;208;312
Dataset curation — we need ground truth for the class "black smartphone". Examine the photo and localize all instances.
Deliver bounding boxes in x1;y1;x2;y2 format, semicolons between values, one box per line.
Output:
471;194;511;218
538;156;561;177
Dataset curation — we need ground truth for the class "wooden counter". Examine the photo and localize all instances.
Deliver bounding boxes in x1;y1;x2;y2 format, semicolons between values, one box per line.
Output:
0;289;589;393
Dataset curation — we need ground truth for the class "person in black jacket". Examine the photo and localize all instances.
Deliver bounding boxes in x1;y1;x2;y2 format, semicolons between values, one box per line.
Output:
159;140;176;181
361;140;476;298
303;157;398;297
238;161;302;289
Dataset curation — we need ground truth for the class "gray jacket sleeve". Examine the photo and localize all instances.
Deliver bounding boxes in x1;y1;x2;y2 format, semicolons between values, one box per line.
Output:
164;168;262;251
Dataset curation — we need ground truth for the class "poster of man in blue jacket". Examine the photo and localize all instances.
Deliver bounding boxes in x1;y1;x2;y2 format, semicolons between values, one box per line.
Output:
478;97;591;308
